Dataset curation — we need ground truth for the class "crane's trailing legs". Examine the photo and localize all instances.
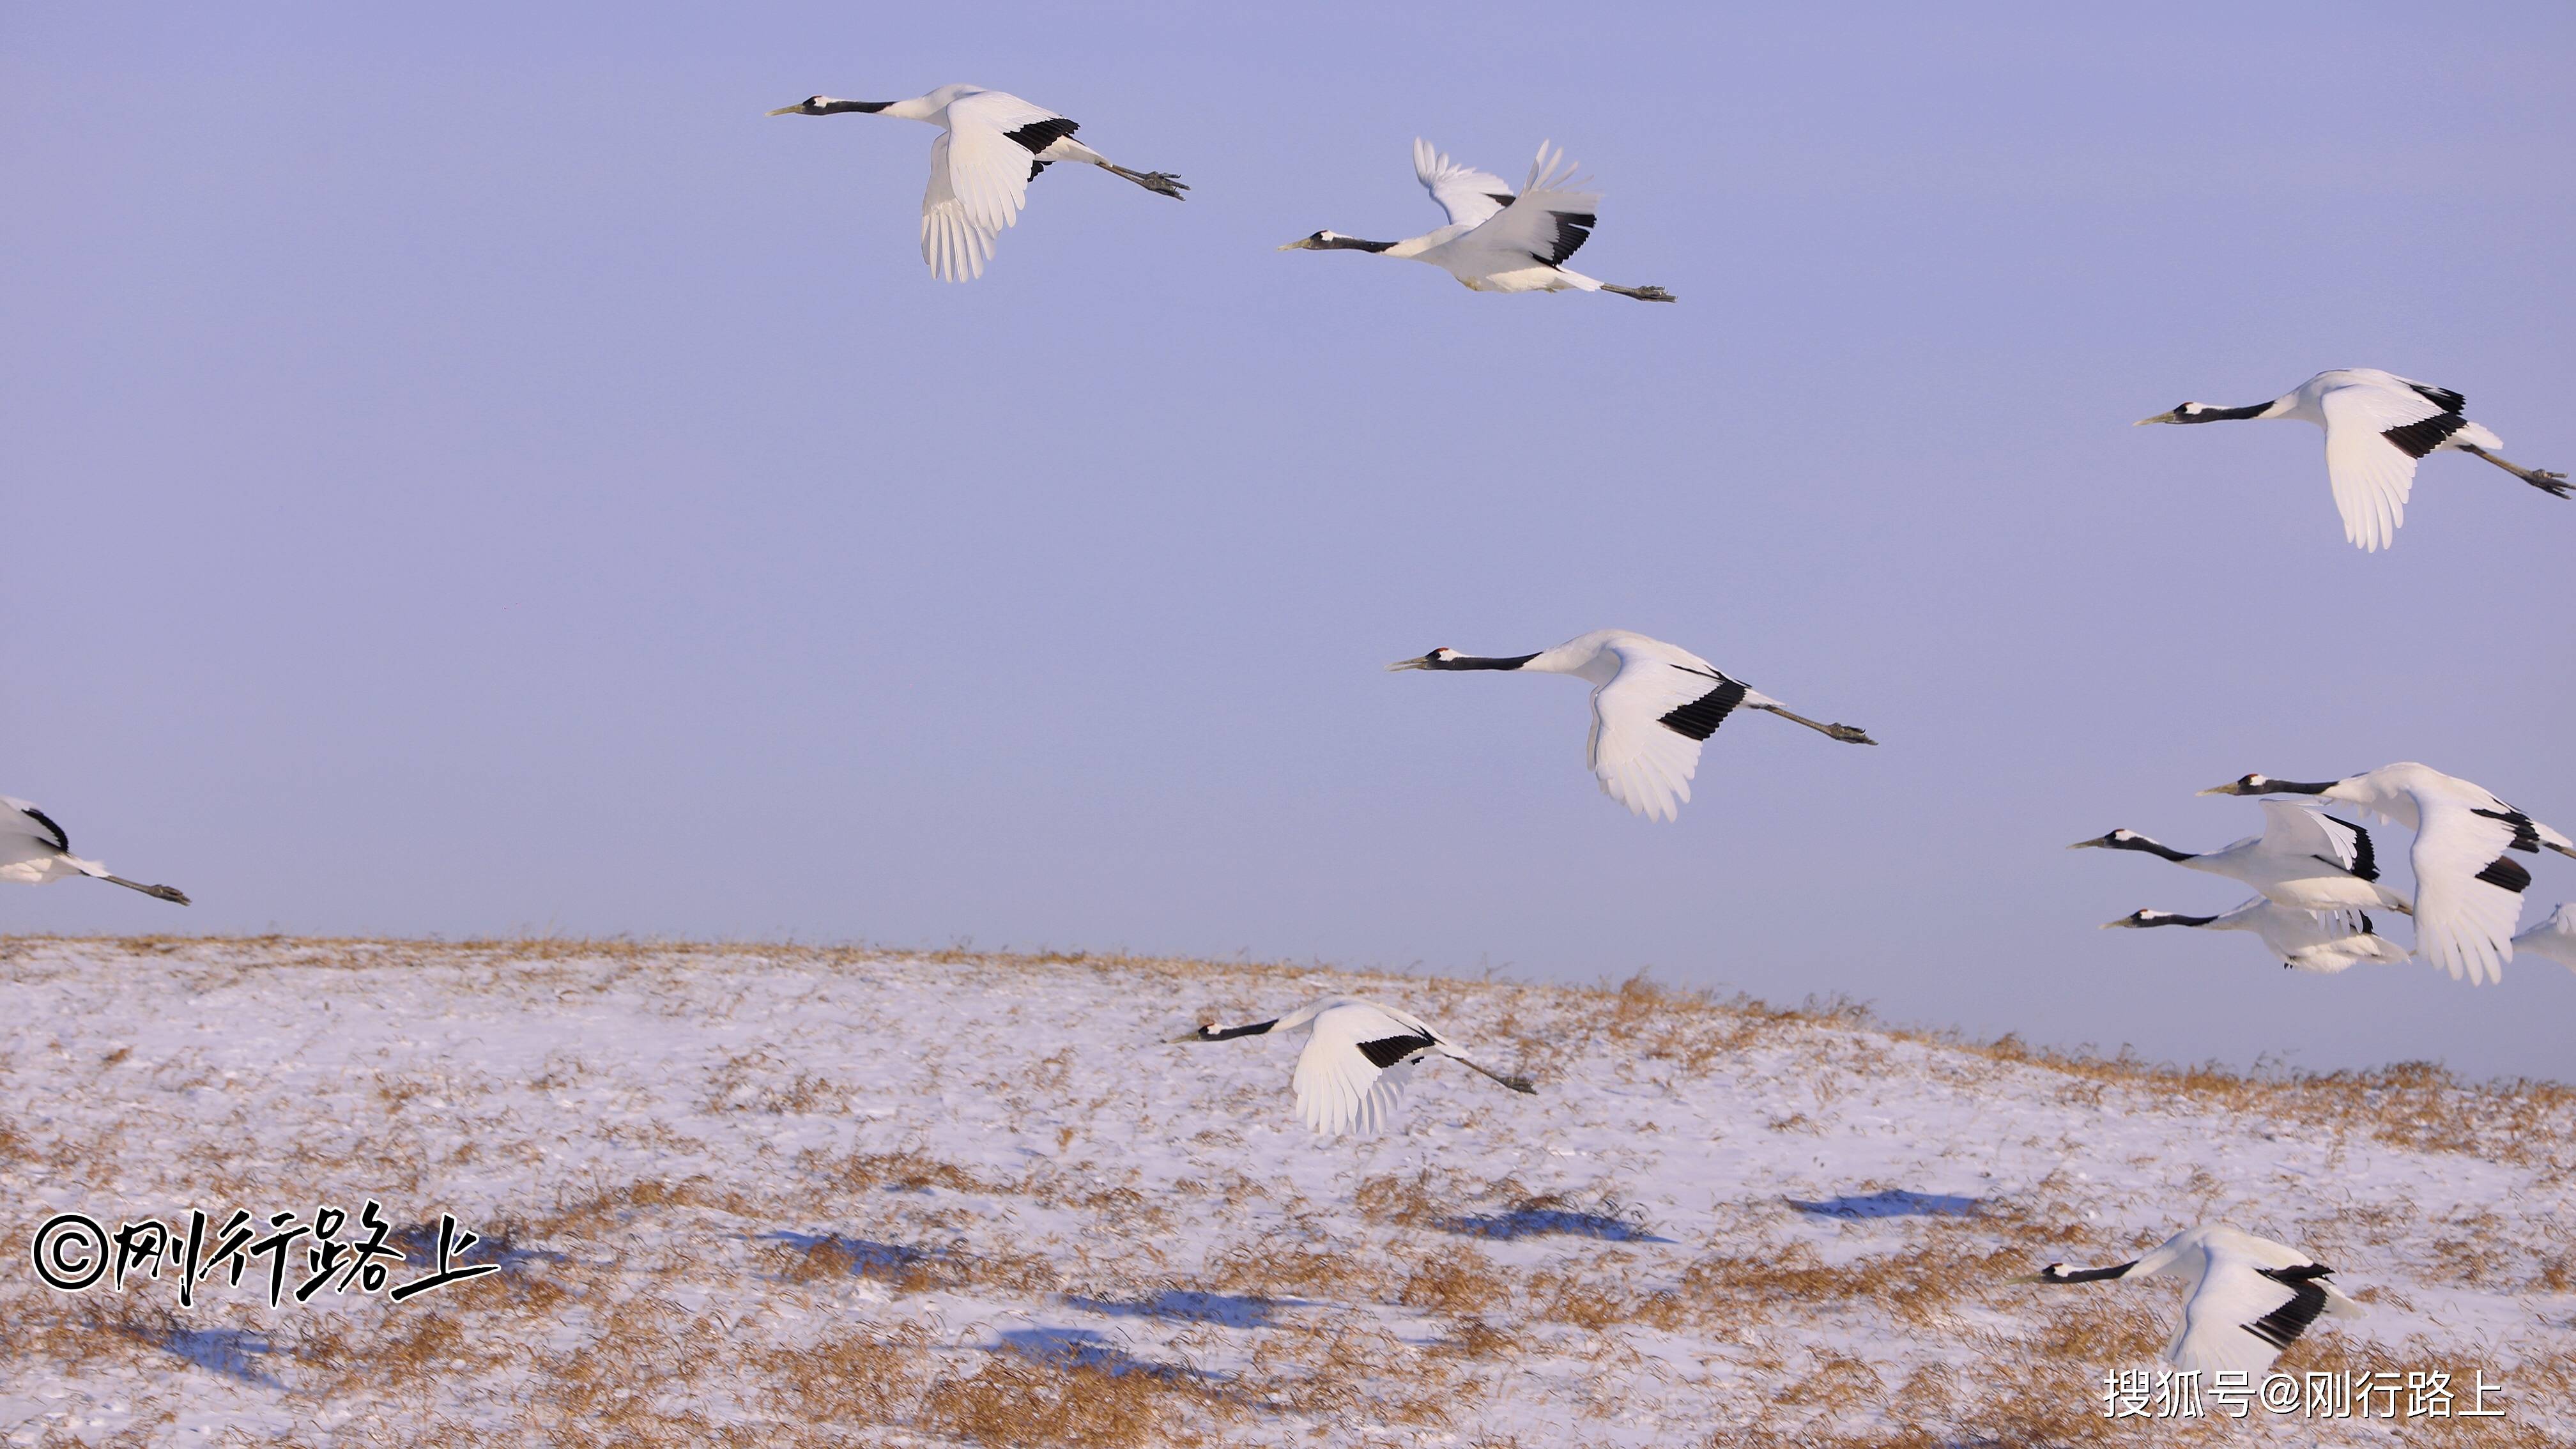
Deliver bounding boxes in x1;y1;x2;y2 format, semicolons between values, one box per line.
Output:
102;874;190;905
1602;284;1676;302
1100;162;1187;198
1751;700;1876;745
1457;1059;1539;1094
2457;445;2572;498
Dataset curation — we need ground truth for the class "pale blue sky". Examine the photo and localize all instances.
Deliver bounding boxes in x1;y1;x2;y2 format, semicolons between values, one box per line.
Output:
6;3;2572;1078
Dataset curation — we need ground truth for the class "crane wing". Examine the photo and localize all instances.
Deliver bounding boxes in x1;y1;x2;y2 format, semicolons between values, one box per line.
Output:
1412;138;1515;229
917;90;1068;281
2170;1258;2341;1376
1588;647;1740;822
1459;143;1602;269
2317;381;2456;552
2411;793;2529;985
1291;1002;1433;1135
0;795;102;884
2514;903;2576;971
919;132;1000;282
2238;900;2404;972
3;796;70;853
2254;801;2375;878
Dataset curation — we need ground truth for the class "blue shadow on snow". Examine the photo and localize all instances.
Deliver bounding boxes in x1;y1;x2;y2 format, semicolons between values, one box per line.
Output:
1061;1289;1296;1329
1436;1207;1673;1243
1787;1190;1981;1220
992;1325;1230;1386
762;1230;945;1276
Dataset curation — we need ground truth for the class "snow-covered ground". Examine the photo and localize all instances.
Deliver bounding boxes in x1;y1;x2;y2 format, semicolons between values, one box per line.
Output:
4;937;2569;1446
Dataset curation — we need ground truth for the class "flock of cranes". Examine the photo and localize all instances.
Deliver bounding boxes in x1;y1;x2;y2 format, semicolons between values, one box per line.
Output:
2076;765;2576;986
12;77;2570;1387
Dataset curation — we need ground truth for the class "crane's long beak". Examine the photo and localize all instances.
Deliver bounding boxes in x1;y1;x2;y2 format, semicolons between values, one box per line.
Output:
764;105;804;117
2100;917;2135;930
1278;237;1321;251
1386;656;1432;671
1168;1028;1210;1044
2195;782;2245;796
2067;837;2108;850
2135;410;2180;426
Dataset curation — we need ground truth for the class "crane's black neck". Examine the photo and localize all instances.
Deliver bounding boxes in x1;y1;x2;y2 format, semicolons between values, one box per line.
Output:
816;100;891;114
2175;402;2273;423
1197;1019;1276;1041
2135;913;2219;928
2259;780;2336;795
1314;236;1395;252
2040;1260;2136;1284
1427;652;1540;671
2109;836;2197;863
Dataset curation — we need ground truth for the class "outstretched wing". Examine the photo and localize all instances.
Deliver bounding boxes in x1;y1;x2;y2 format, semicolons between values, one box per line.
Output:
919;90;1068;282
2170;1234;2352;1376
2254;801;2375;878
1588;644;1738;822
2172;1266;2332;1376
1292;1002;1432;1135
1412;137;1515;229
1459;142;1602;268
2411;793;2531;985
2318;379;2458;552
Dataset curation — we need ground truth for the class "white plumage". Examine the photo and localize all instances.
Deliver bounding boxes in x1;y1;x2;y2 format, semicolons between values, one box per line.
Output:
768;85;1185;282
1279;140;1675;301
1173;996;1534;1136
1388;629;1874;822
2511;903;2576;974
2206;763;2573;985
2137;369;2567;551
2018;1225;2364;1376
2070;801;2409;916
2102;899;2411;974
1;795;190;905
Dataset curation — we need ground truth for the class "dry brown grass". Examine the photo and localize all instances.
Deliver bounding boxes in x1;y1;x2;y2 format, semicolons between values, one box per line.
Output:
919;1351;1239;1448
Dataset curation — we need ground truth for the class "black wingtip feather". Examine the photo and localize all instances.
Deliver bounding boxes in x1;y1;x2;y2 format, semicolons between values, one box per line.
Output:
2474;854;2533;893
2408;383;2469;414
2323;815;2378;880
1356;1032;1437;1070
18;805;69;852
1537;211;1596;266
2382;413;2469;460
1003;117;1081;156
2472;806;2543;854
2244;1266;2335;1352
1659;678;1749;742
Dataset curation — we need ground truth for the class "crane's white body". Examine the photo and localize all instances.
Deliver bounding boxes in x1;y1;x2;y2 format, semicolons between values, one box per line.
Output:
2073;801;2409;916
2107;898;2411;974
1174;996;1532;1136
1;795;189;904
1389;629;1873;822
769;84;1184;282
2138;368;2566;551
2023;1225;2363;1376
1282;141;1671;300
2512;904;2576;973
2210;763;2571;985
